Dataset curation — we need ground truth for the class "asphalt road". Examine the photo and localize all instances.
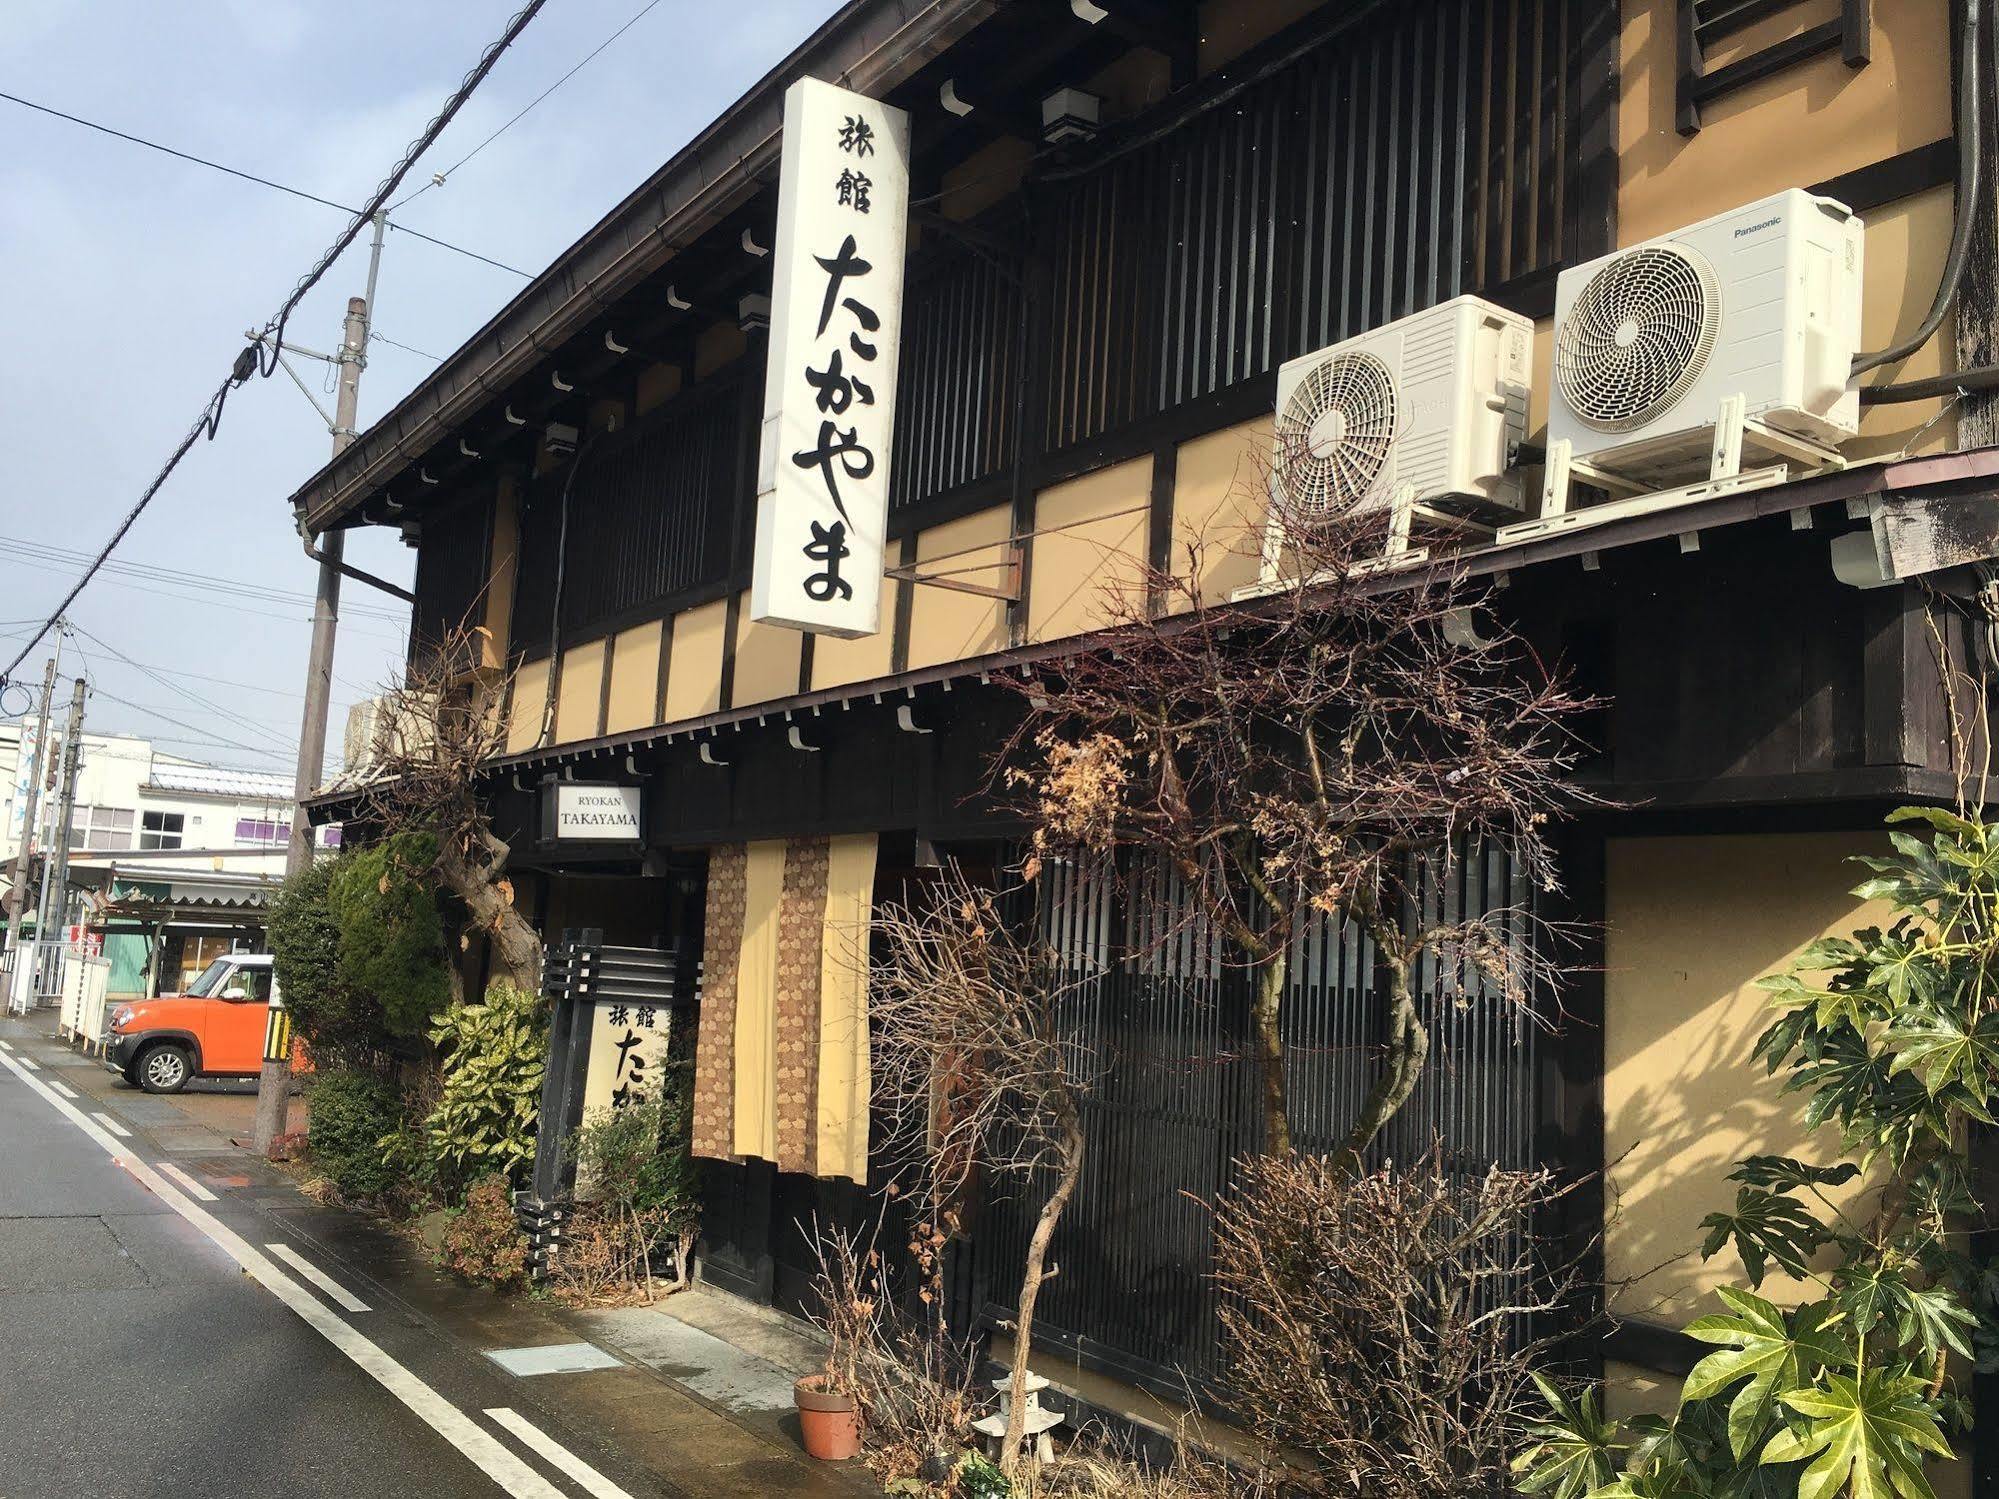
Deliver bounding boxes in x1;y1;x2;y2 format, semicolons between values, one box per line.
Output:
0;1042;664;1499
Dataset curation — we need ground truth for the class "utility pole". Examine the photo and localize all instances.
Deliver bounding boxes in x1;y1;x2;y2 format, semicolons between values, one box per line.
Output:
257;212;384;1152
35;677;87;973
6;649;60;944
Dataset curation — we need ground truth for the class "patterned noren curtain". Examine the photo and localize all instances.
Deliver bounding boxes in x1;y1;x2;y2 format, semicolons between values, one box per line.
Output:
692;835;877;1181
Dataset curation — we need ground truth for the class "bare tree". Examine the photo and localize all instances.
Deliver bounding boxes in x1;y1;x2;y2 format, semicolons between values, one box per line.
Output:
870;867;1093;1475
1214;1147;1589;1496
351;624;542;991
1005;477;1590;1158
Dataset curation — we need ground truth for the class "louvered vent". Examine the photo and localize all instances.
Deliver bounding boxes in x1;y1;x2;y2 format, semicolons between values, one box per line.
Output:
1555;244;1720;432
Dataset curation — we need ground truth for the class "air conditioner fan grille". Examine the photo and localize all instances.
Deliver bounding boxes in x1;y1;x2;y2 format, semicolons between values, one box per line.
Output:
1556;244;1720;433
1273;350;1399;515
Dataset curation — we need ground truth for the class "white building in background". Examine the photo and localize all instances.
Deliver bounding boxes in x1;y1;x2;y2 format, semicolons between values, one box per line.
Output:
0;722;339;996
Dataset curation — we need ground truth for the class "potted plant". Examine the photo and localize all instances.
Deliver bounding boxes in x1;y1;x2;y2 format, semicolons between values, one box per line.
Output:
794;1362;861;1461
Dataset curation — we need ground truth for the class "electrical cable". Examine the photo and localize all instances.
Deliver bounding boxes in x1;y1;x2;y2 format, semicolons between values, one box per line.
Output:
1851;0;1985;380
0;89;529;279
0;0;546;689
66;622;302;752
0;535;406;621
536;431;604;748
84;685;288;765
370;330;445;362
392;0;667;212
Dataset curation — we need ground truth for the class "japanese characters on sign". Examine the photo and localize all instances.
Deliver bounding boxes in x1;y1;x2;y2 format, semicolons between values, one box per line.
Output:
751;77;910;637
580;999;672;1116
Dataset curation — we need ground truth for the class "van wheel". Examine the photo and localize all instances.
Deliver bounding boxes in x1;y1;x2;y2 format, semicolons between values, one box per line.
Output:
136;1043;192;1095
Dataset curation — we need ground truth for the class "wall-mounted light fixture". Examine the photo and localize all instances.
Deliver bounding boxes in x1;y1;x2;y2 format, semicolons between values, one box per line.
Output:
1042;87;1102;143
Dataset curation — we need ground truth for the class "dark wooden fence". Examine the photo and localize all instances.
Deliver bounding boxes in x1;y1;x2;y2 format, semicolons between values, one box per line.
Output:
969;839;1550;1395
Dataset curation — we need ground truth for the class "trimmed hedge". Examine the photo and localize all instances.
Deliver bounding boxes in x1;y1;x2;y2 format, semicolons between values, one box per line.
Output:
307;1069;402;1201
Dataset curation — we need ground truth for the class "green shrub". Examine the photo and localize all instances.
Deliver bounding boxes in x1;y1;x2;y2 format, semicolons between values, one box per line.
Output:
574;1085;698;1224
425;980;548;1193
438;1174;529;1292
306;1069;403;1201
327;831;450;1037
270;854;390;1059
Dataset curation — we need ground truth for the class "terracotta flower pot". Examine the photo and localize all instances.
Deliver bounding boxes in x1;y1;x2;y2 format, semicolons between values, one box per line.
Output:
794;1374;862;1461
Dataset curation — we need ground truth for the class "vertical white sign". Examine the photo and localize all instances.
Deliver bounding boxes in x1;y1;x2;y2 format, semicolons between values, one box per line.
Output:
751;77;910;638
8;719;38;839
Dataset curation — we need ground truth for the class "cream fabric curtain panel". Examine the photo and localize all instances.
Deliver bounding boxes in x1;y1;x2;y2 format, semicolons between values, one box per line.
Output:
691;834;877;1182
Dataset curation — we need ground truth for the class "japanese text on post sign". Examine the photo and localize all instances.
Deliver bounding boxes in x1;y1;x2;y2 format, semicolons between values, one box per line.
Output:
751;78;909;638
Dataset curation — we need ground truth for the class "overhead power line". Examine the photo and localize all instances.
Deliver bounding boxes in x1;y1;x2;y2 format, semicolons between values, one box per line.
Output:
67;622;297;753
0;0;546;688
392;0;666;211
0;534;407;622
0;90;531;278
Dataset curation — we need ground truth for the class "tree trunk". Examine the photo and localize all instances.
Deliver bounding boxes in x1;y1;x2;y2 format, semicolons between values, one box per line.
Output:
1250;947;1293;1157
1001;1117;1085;1473
436;844;541;993
1344;953;1429;1162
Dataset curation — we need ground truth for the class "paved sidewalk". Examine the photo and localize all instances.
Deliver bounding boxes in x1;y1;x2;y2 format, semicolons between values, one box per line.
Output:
0;1013;876;1499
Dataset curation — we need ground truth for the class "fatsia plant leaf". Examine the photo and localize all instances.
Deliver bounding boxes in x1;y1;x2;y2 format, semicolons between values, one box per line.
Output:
1884;1009;1999;1104
1699;1190;1832;1286
1767;1375;1951;1499
1757;973;1876;1035
1763;1370;1952;1499
1730;1155;1862;1192
1514;1374;1621;1498
1682;1290;1850;1462
1892;1281;1979;1363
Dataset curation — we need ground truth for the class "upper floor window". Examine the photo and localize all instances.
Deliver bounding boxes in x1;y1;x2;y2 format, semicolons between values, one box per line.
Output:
68;805;134;850
140;810;184;850
235;817;291;847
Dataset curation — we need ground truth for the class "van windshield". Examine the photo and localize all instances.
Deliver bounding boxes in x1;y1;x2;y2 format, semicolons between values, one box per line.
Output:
184;959;232;997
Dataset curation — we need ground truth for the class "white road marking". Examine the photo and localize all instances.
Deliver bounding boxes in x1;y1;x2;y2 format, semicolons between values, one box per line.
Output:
154;1160;218;1202
90;1112;131;1138
0;1040;12;1051
45;1079;75;1099
266;1242;370;1312
486;1408;636;1499
0;1051;569;1499
15;1056;37;1070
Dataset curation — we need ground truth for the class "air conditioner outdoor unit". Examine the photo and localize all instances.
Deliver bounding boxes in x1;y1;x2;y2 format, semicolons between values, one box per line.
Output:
1269;293;1534;528
1548;188;1863;487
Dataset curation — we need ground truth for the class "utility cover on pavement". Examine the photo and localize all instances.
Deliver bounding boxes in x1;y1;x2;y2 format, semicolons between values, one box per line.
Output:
484;1341;623;1377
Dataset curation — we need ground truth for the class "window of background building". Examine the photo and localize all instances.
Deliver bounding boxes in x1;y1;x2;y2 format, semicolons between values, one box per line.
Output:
320;825;343;849
234;817;291;846
67;805;135;850
139;810;184;850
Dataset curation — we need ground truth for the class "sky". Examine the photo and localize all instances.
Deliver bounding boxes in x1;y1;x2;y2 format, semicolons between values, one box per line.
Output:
0;0;837;777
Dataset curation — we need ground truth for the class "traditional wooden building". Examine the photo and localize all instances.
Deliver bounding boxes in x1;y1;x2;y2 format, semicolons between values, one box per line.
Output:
292;0;1997;1477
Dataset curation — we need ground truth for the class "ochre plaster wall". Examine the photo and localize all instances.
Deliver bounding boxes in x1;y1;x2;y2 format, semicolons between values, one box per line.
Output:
505;658;548;755
731;591;803;707
1620;0;1951;247
664;600;728;722
604;622;663;735
1170;417;1270;606
811;577;899;691
1027;457;1152;642
906;505;1012;670
554;638;606;743
1602;830;1971;1493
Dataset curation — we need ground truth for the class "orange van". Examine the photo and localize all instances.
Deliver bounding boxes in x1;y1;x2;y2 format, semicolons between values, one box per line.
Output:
104;954;283;1094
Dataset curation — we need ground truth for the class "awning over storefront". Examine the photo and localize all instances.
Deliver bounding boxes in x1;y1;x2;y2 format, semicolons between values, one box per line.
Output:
73;866;279;925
